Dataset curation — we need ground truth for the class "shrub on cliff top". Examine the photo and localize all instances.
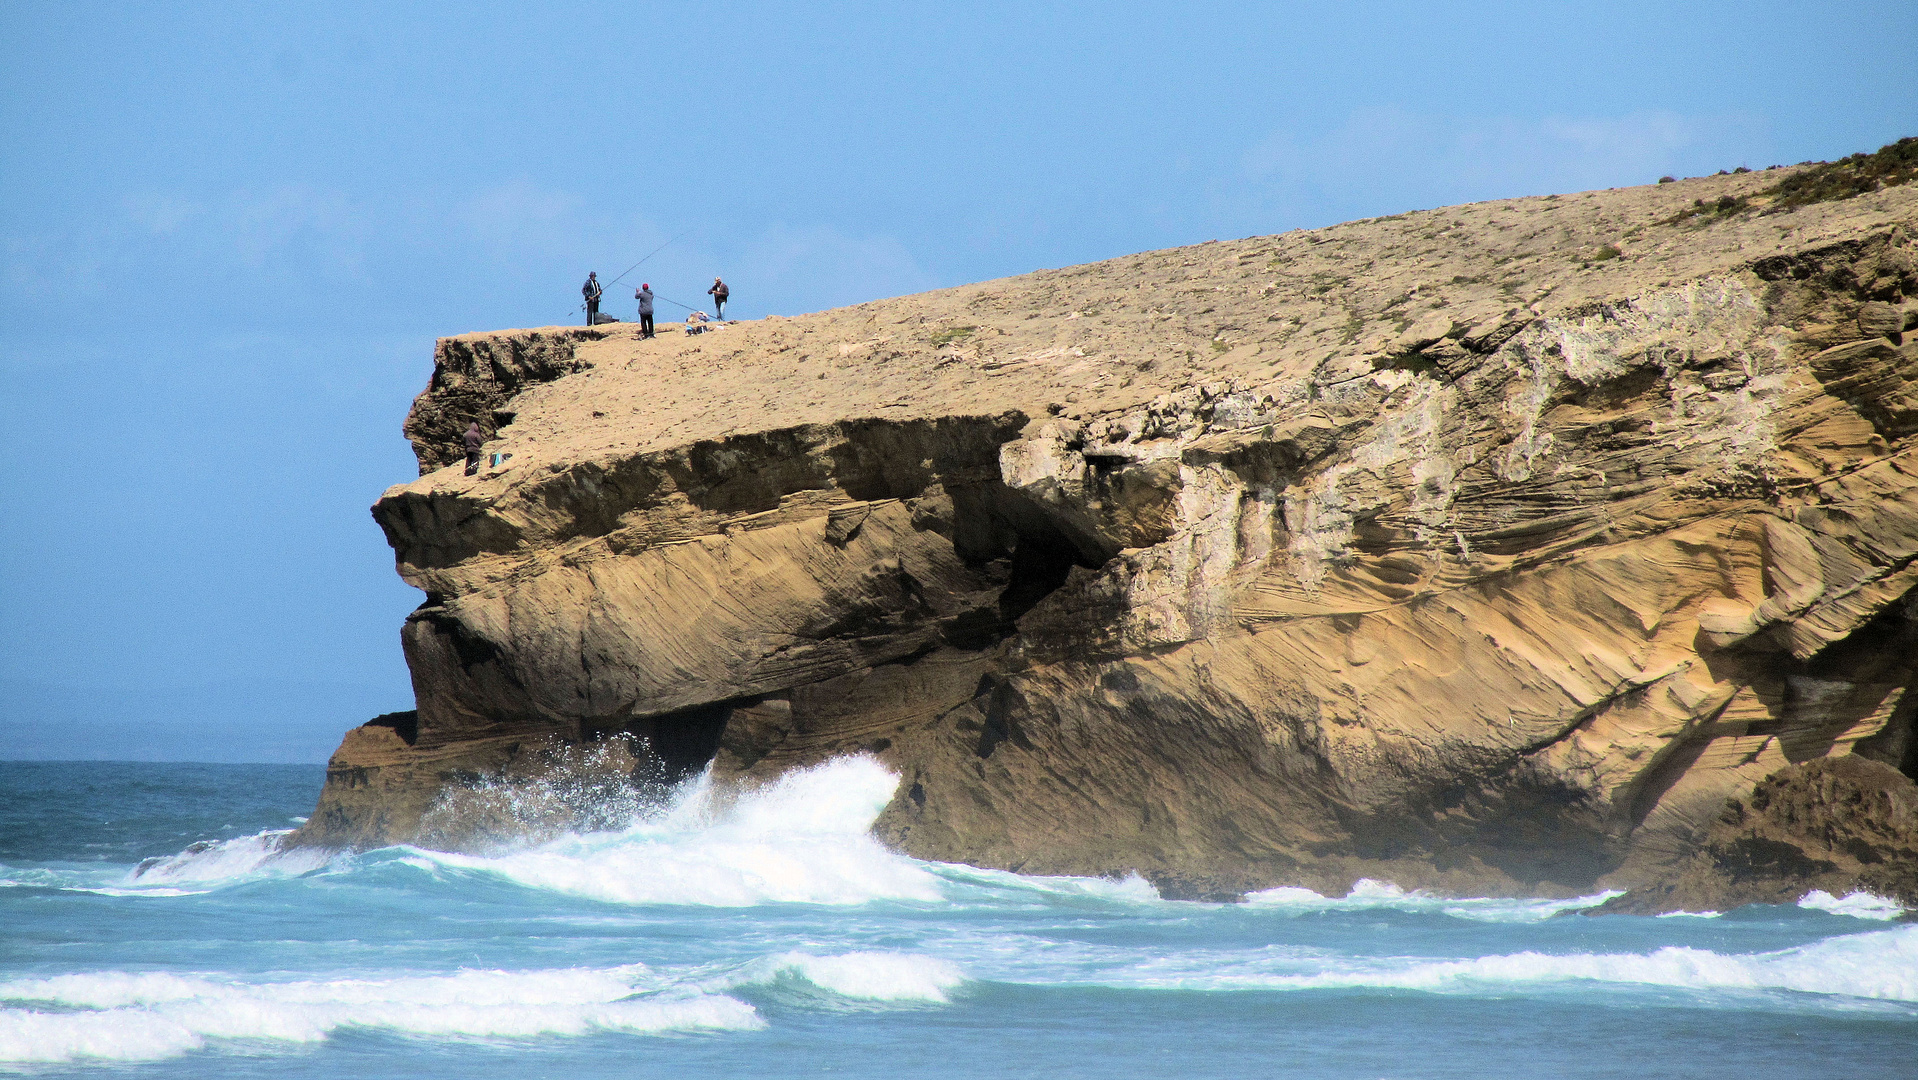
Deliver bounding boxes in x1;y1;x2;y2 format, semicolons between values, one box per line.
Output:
1657;137;1914;228
1765;136;1918;211
1663;194;1749;227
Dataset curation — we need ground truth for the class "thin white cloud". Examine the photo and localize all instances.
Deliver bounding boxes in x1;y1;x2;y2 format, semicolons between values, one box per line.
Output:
122;193;203;235
456;179;583;259
223;185;365;270
1237;107;1771;219
733;224;941;315
7;185;369;301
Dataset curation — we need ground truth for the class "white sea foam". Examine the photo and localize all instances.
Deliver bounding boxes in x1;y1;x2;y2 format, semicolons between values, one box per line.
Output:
0;948;970;1065
1017;924;1918;1004
1242;878;1619;923
932;864;1164;905
0;831;335;898
1797;889;1906;920
0;966;761;1065
742;952;967;1002
122;829;333;889
419;756;942;907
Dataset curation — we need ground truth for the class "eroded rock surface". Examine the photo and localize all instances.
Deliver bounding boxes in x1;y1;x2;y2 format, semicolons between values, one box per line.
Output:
294;167;1918;910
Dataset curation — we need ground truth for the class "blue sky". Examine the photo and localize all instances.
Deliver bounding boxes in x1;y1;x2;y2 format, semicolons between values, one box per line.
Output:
3;1;1914;761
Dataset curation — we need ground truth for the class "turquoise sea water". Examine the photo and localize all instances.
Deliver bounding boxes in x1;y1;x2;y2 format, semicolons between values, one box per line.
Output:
2;757;1914;1078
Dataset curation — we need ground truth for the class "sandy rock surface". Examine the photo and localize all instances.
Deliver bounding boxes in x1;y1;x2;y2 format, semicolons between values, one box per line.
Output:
296;167;1918;909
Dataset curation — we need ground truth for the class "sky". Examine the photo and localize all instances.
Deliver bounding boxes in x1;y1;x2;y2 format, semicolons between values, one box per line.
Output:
3;1;1914;761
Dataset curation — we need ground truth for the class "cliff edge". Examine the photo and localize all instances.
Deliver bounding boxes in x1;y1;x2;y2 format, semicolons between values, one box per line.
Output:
294;153;1918;911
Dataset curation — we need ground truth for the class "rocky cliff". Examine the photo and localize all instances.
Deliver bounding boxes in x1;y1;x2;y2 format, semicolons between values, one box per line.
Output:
293;153;1918;911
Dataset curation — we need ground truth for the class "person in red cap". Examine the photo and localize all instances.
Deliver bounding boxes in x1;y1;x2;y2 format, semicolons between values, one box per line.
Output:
636;284;655;338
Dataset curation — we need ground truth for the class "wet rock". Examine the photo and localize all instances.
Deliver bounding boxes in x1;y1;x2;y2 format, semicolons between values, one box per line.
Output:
1597;757;1918;914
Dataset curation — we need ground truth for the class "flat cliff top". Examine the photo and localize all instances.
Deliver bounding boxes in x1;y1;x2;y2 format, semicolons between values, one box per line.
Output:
393;167;1916;497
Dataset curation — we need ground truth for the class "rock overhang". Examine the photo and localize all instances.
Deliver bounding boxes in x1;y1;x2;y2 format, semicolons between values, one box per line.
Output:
293;165;1918;911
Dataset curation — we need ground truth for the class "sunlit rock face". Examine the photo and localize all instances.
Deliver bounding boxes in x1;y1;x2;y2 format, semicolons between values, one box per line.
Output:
293;166;1918;910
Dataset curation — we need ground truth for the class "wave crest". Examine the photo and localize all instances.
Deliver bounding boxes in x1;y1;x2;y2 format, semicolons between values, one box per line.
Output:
0;948;967;1065
1029;924;1918;1005
744;952;968;1003
1797;890;1907;920
0;966;760;1065
1243;878;1620;923
126;830;332;889
414;755;941;907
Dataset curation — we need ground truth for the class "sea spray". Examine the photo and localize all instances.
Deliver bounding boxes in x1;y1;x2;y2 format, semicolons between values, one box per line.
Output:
127;830;332;888
416;755;944;906
413;735;676;851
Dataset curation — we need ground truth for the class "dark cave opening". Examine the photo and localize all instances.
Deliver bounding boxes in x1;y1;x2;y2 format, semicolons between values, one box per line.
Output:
944;482;1112;645
997;525;1085;622
362;710;419;745
1800;581;1918;783
616;700;738;785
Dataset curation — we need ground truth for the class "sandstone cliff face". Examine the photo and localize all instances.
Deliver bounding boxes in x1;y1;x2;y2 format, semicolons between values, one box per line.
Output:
294;167;1918;910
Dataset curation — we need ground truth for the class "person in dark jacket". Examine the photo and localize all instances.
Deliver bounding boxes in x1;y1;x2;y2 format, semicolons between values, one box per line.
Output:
708;277;729;320
636;284;655;338
463;421;484;476
582;272;603;325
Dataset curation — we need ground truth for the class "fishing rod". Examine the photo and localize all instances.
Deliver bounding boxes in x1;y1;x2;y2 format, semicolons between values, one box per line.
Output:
567;229;697;319
648;293;706;313
605;229;694;292
567;292;712;324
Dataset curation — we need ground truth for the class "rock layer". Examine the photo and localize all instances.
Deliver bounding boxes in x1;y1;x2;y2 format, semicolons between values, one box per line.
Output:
294;168;1918;910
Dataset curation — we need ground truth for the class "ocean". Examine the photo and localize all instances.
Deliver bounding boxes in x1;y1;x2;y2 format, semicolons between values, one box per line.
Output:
1;757;1913;1078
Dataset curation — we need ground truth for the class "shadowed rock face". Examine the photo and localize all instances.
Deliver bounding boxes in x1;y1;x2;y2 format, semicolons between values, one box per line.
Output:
294;167;1918;910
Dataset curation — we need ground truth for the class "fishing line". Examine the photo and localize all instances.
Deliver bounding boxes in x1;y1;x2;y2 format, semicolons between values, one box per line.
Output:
570;229;699;321
569;293;711;323
606;229;694;291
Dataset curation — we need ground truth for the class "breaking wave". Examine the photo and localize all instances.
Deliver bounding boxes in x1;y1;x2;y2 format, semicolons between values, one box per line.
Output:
0;967;754;1065
1797;889;1907;920
1242;878;1621;923
10;755;929;907
1009;924;1918;1005
124;830;333;887
0;948;972;1065
0;831;333;898
414;755;943;906
706;951;968;1003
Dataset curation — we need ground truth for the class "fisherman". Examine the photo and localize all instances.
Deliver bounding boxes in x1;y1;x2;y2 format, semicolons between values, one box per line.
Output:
463;421;484;476
636;283;655;338
582;272;603;325
708;276;729;320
